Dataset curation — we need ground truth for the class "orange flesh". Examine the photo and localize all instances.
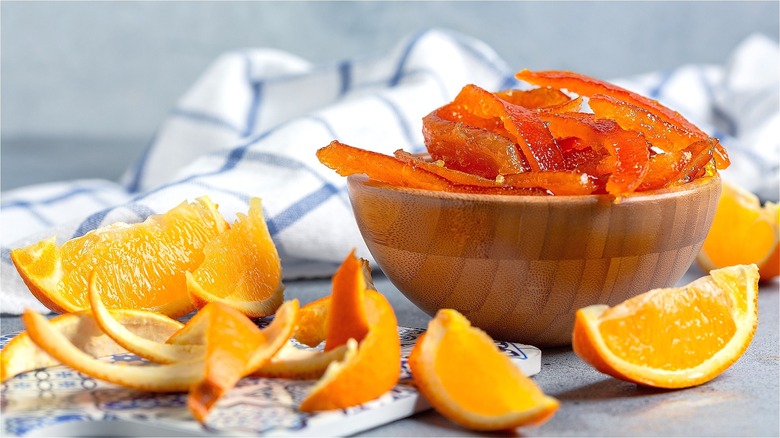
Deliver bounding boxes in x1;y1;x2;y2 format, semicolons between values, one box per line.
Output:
434;324;546;416
599;286;736;370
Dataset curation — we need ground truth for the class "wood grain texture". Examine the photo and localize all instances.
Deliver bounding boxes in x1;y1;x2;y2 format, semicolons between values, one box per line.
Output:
348;175;721;347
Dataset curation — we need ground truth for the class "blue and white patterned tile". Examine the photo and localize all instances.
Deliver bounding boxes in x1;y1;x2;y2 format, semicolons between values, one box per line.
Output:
1;326;540;436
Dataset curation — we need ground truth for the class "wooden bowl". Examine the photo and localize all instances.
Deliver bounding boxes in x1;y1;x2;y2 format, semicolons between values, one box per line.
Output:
347;174;721;347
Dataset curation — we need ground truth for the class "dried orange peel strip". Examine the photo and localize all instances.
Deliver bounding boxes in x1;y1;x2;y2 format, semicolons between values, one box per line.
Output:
456;84;564;171
409;309;559;431
1;308;183;382
573;265;759;388
516;69;730;170
423;108;529;178
317;140;453;191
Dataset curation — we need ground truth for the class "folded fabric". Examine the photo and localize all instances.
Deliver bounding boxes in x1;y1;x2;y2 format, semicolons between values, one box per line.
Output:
2;29;777;315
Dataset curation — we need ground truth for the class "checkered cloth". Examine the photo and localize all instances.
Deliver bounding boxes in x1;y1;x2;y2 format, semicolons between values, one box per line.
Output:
2;29;777;314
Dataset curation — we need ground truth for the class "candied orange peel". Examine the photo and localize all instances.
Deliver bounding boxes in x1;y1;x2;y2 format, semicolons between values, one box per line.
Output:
317;69;728;199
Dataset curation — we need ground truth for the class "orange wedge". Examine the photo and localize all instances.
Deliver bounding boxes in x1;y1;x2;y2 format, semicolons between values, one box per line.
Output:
186;198;284;318
573;264;759;389
696;181;779;281
1;308;182;382
295;252;401;412
408;309;559;431
10;197;228;317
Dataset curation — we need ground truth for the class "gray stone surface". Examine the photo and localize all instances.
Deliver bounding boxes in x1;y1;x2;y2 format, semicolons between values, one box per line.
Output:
2;268;778;436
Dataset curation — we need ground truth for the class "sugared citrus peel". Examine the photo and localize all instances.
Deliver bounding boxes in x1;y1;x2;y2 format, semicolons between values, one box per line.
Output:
408;309;559;431
573;264;759;388
317;69;728;199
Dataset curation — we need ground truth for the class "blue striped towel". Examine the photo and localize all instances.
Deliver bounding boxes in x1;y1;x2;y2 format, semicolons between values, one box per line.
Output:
2;29;777;314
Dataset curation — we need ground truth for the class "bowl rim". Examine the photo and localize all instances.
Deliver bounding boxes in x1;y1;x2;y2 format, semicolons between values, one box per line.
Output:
347;172;721;204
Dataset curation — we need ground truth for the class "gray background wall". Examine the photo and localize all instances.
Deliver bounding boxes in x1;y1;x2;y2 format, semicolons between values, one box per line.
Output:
2;1;778;190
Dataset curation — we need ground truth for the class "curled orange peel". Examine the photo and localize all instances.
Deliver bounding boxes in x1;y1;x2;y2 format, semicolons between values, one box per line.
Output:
1;308;182;382
88;272;203;364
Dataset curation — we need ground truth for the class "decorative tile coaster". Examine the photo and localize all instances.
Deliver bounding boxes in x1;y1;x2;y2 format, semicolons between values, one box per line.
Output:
1;327;541;437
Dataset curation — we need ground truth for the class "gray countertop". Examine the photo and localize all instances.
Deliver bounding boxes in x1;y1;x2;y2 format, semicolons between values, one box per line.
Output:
1;267;778;436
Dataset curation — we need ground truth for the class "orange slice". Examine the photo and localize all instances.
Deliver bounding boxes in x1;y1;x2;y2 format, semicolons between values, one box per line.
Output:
295;252;401;412
1;308;182;382
408;309;559;431
573;264;759;388
10;197;228;317
696;181;779;281
186;197;284;318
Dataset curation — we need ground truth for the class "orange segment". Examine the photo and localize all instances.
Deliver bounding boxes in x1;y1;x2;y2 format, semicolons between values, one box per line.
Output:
1;308;182;382
186;197;284;318
696;182;779;281
573;264;759;388
408;309;559;431
10;197;229;318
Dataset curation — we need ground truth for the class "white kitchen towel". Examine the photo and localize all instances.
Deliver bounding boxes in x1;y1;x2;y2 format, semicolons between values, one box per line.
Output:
2;29;778;314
